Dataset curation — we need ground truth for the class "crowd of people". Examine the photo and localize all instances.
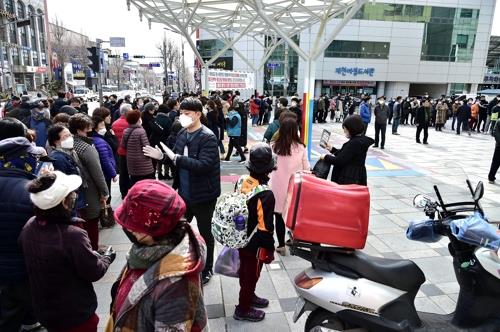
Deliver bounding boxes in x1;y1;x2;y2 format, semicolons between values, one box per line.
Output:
0;85;498;331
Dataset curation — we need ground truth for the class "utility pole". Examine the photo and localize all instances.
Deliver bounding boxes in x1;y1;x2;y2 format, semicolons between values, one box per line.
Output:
284;43;289;97
163;31;168;93
43;0;52;81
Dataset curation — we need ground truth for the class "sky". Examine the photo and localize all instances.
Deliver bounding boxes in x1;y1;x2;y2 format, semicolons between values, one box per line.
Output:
46;0;194;72
46;0;500;65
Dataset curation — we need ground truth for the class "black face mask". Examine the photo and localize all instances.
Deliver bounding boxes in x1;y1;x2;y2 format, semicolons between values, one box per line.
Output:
111;100;116;105
123;228;140;244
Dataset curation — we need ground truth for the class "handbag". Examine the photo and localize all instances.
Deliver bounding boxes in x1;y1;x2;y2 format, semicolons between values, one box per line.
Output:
100;204;116;228
214;246;240;278
312;159;331;179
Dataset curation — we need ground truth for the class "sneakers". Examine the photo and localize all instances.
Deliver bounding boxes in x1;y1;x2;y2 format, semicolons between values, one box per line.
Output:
373;144;379;148
233;306;265;322
201;270;212;285
392;132;400;135
416;140;421;144
423;142;429;145
252;295;270;308
489;179;496;184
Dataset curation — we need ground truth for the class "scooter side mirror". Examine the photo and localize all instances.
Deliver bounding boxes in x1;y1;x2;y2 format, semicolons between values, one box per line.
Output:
473;182;484;202
413;194;432;209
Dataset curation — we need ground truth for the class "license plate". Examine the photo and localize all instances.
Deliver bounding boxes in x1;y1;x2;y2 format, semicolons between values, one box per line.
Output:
292;296;306;323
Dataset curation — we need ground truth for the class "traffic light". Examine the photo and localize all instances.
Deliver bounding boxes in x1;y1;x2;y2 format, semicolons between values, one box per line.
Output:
133;55;145;59
108;54;120;58
87;47;100;73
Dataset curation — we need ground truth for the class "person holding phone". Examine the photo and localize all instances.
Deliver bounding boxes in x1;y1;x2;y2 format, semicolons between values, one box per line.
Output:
320;115;374;185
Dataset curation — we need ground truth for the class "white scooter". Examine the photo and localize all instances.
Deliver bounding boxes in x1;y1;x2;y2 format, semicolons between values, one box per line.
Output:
289;181;500;332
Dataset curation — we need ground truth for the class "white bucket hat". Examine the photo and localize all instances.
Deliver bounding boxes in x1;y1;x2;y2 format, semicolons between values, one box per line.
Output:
30;171;82;210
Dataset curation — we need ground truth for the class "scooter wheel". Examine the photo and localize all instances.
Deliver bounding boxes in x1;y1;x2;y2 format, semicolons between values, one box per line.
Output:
305;309;346;332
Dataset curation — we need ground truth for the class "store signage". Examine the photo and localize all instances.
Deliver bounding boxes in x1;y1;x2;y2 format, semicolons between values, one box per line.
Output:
202;69;255;90
484;74;500;84
323;80;376;87
267;62;281;68
0;10;16;20
149;62;161;67
110;37;126;48
335;67;375;77
202;57;233;70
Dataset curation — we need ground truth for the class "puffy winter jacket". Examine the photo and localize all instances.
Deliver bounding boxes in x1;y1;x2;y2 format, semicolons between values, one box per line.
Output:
226;110;242;137
92;133;117;180
359;102;371;124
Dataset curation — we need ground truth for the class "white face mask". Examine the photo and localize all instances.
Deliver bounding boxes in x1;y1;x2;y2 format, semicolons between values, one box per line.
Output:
98;128;107;136
179;114;194;128
60;136;74;149
202;108;208;116
291;101;297;107
378;100;384;105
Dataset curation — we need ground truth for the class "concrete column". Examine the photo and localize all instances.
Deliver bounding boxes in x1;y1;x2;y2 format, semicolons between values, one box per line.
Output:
377;81;386;98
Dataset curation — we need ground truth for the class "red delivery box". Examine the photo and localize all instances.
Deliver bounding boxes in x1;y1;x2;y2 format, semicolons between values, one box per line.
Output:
284;172;370;249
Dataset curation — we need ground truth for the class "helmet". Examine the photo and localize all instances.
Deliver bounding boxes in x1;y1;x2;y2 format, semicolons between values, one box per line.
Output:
246;142;277;175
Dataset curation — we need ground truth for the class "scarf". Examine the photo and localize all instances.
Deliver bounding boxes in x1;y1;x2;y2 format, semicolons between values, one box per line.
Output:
127;224;187;270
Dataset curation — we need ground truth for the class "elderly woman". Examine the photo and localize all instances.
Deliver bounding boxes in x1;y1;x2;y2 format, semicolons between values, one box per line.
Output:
122;109;155;185
68;114;109;250
110;180;207;331
19;171;114;332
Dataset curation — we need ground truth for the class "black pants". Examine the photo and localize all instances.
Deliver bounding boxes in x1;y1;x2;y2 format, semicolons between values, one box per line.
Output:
105;178;111;204
416;125;428;143
130;173;155;186
374;123;386;148
478;114;487;132
118;155;131;199
488;145;500;181
0;281;37;331
274;213;286;247
185;199;217;272
456;118;468;135
225;137;246;162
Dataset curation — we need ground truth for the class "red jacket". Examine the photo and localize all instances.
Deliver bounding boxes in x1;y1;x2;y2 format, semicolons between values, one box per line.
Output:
112;116;128;156
250;100;259;116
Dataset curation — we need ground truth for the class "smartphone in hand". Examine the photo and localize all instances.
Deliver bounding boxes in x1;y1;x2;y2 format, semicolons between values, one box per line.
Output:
319;129;331;149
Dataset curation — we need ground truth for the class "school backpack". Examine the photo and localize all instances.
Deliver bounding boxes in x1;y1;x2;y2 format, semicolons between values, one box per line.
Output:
212;176;270;249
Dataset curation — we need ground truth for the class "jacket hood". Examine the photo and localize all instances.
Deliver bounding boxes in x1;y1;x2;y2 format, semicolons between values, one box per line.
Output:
351;135;375;149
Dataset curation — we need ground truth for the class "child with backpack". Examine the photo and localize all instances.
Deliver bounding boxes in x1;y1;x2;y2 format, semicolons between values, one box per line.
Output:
233;143;276;322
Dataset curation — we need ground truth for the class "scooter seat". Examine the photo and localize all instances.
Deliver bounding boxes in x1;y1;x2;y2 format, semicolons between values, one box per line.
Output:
328;250;425;292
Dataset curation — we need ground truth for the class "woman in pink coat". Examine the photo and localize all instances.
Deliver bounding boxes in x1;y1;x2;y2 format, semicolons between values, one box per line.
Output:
270;116;310;255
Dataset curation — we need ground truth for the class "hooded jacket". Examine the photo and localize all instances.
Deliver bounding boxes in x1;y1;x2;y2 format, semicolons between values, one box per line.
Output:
113;225;207;331
323;135;374;185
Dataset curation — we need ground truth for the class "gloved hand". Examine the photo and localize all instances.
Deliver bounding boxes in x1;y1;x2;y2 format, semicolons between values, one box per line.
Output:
143;145;164;160
159;142;175;160
103;246;116;264
257;247;274;264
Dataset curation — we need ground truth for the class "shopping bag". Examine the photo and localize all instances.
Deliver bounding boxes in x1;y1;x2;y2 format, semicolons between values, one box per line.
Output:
312;159;331;179
214;246;240;278
450;212;500;250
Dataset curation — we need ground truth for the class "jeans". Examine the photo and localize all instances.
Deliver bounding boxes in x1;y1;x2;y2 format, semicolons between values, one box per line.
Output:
238;248;263;312
456;119;469;135
374;123;386;148
118;155;131;199
416;125;428;143
0;281;37;331
251;114;259;126
451;115;457;130
488;145;500;181
392;118;400;133
185;199;217;272
274;213;286;247
225;137;246;161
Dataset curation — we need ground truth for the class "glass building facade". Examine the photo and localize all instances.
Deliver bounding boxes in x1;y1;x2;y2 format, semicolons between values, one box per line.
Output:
324;40;390;59
264;36;299;96
348;3;479;62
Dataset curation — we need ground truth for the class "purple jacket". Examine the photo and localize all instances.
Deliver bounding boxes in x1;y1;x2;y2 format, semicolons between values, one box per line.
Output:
19;217;111;330
92;133;117;180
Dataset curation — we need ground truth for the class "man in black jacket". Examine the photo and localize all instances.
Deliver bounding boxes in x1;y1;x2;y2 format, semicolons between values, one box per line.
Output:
457;99;472;135
50;91;68;117
0;119;45;331
143;97;221;285
374;96;389;149
488;122;500;183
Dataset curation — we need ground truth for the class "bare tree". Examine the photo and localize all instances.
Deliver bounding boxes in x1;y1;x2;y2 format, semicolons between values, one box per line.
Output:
173;49;183;92
71;33;90;68
50;17;72;89
157;37;179;91
108;52;126;89
137;67;158;93
183;68;195;92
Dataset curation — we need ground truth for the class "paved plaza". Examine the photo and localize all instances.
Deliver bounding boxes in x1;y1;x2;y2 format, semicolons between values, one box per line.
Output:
95;118;500;331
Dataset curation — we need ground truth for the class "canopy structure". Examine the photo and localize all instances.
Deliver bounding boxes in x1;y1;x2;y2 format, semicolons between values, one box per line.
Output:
127;0;367;155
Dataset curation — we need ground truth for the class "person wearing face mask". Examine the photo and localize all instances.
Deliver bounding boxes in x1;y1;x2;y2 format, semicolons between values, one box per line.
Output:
374;96;389;149
123;110;155;185
223;106;246;162
320;115;374;185
69;114;109;250
48;124;87;214
109;180;207;331
359;96;372;134
456;99;472;135
143;97;220;285
92;116;118;204
19;171;115;332
22;105;52;148
0;123;46;332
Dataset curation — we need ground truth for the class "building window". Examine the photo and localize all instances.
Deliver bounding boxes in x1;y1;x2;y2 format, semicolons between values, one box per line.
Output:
11;47;20;65
41;52;46;65
5;0;14;13
460;9;473;18
32;51;39;66
22;49;29;65
457;34;468;49
197;39;232;58
325;40;390;59
17;1;25;18
8;23;16;43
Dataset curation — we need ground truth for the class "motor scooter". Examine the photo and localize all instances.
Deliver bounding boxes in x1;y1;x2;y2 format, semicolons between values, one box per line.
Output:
289;180;500;332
